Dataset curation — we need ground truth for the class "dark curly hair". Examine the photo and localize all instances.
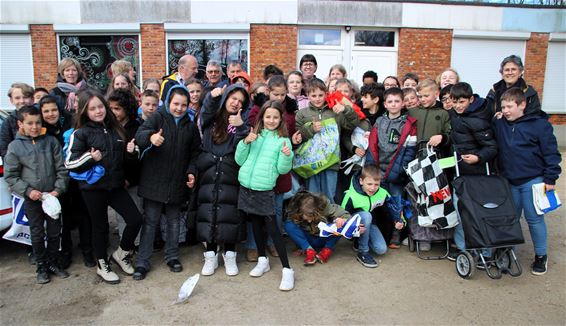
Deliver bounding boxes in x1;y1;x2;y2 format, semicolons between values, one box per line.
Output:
107;88;138;121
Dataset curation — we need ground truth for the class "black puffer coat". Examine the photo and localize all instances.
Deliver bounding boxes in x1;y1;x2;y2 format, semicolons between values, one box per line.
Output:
65;121;130;191
486;77;542;116
449;96;497;175
195;85;250;244
135;86;201;204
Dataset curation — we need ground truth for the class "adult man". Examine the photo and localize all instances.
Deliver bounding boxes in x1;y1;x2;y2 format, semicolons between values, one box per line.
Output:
227;61;243;80
203;60;228;89
160;55;198;101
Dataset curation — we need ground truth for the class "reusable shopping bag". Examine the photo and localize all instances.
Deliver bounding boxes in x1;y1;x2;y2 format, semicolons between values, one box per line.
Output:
293;118;340;179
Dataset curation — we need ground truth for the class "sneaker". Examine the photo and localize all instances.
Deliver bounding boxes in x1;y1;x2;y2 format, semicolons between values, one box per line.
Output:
303;248;317;266
223;251;239;276
133;266;148;281
279;267;294;291
48;264;70;278
419;241;431;252
96;259;120;284
531;255;548;276
316;248;333;264
111;246;135;275
401;238;409;246
36;263;50;284
389;230;401;249
167;259;183;273
201;251;219;276
246;249;258;262
356;252;379;268
82;250;96;268
447;247;460;262
249;256;270;277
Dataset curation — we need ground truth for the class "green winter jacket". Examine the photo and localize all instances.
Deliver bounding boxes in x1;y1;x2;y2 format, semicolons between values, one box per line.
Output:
408;103;451;144
235;129;293;191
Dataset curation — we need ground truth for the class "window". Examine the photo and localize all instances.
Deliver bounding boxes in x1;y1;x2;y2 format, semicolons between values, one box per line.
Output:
299;29;341;46
354;31;395;47
58;35;140;90
167;39;248;78
0;32;34;109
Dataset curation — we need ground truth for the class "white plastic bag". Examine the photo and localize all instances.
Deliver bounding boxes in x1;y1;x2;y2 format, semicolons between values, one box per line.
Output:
173;273;200;305
41;193;61;219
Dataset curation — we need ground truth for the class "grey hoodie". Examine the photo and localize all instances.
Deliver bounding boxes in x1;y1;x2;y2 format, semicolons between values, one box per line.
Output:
375;113;406;175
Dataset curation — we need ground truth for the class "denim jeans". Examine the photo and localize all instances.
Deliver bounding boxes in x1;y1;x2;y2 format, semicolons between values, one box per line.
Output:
381;182;403;211
306;169;338;203
356;211;387;255
136;199;181;270
284;220;340;251
25;199;61;265
511;176;547;256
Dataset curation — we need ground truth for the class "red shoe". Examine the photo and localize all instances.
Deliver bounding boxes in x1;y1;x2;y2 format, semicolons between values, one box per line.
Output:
304;248;317;265
316;248;333;264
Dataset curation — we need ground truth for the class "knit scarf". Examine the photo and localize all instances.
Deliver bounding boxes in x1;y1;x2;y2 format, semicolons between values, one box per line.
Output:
56;80;85;112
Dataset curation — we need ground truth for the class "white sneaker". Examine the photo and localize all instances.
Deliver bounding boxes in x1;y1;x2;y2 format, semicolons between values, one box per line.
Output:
279;267;294;291
201;251;218;276
223;251;239;276
401;238;409;246
111;246;134;275
249;256;270;277
97;259;120;284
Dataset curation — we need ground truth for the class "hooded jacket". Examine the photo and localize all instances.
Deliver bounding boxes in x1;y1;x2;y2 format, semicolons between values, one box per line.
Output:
160;72;184;102
449;96;497;176
195;84;250;244
408;101;451;148
367;113;417;184
0;111;19;158
4;130;68;198
486;77;542;117
493;112;561;186
135;85;202;204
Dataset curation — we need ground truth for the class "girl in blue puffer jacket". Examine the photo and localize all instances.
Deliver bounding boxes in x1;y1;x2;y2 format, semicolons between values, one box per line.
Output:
235;100;295;291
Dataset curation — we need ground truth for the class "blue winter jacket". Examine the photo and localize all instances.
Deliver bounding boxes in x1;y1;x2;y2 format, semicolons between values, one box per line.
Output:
493;113;561;186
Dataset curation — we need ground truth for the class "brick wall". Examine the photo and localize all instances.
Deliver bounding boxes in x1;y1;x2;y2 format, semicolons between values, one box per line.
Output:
140;24;166;82
249;24;297;82
524;32;549;102
30;25;58;89
549;114;566;125
397;28;452;84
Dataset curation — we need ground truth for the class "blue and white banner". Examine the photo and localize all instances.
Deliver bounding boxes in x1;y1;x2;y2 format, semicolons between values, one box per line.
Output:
2;195;31;245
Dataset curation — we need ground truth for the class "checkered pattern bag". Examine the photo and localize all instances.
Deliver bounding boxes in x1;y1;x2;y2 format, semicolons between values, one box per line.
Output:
405;147;458;229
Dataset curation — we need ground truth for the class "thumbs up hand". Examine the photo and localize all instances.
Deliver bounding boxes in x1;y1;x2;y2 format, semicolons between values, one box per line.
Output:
126;138;136;153
281;140;291;156
244;127;257;144
150;129;165;147
211;85;227;98
186;174;196;188
228;109;244;127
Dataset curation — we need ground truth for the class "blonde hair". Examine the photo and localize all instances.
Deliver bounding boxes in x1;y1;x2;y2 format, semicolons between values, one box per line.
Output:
7;82;34;98
436;68;460;86
416;78;439;92
111;60;133;78
57;58;83;79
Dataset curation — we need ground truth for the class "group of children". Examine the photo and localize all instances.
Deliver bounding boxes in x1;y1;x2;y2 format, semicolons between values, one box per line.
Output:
1;54;561;291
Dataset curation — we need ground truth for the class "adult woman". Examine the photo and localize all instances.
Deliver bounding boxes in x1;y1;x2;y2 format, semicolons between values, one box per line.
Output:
50;58;88;113
299;54;318;82
486;55;542;116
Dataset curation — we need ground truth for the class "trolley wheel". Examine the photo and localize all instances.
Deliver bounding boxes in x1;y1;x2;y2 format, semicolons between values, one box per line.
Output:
456;251;475;279
408;236;415;252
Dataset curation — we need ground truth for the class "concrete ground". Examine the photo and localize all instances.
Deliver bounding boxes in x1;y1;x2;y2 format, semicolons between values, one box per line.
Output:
0;179;564;325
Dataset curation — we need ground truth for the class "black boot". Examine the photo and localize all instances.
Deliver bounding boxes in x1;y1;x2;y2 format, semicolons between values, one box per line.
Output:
36;262;50;284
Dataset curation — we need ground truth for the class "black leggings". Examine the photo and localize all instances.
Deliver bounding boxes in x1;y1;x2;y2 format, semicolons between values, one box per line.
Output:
247;213;290;268
81;188;142;260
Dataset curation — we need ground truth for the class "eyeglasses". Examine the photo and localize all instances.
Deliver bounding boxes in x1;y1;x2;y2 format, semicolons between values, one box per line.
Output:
206;70;220;74
302;62;315;67
441;96;451;103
